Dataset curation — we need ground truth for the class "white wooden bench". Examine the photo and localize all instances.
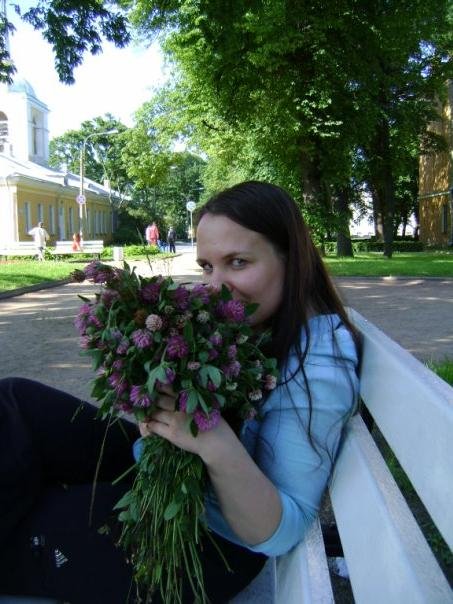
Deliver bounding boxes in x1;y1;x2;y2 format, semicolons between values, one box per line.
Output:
1;310;452;604
53;240;104;260
0;242;41;259
233;308;453;603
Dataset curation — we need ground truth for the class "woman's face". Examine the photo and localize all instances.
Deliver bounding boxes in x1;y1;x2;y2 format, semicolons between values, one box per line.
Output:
196;213;285;326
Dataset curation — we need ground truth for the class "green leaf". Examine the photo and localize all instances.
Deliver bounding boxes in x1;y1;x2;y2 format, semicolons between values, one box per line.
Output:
198;350;209;363
220;283;231;300
186;390;198;413
133;408;149;422
113;490;134;510
183;320;194;342
214;393;225;407
205;365;222;387
245;302;259;316
146;365;168;393
198;366;208;388
196;391;209;414
164;500;181;520
189;420;199;437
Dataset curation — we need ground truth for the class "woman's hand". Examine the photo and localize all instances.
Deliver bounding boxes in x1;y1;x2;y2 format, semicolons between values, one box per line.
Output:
138;384;236;459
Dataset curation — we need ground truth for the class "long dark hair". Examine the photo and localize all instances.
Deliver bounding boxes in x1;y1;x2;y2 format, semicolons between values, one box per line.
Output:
196;180;361;366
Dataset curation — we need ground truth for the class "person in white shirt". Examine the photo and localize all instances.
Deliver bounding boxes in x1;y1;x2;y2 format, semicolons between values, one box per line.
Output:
28;221;50;261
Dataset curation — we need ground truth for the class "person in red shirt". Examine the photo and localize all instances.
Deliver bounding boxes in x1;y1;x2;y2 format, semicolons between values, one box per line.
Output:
145;222;159;246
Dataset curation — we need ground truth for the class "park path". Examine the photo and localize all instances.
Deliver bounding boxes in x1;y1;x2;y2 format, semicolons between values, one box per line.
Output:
0;244;451;402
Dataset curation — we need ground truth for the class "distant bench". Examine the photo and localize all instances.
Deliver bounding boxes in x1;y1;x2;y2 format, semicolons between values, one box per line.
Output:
53;240;104;260
1;310;452;604
0;242;40;258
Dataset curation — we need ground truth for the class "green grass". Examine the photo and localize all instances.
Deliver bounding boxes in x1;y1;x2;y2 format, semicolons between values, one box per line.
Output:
325;251;453;277
0;247;174;293
427;359;453;386
1;250;452;293
0;260;77;292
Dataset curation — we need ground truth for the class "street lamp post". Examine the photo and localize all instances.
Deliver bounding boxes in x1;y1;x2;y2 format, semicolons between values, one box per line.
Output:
186;200;196;248
78;129;118;239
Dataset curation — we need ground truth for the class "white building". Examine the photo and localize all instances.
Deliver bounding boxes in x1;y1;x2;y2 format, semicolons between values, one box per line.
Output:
0;76;115;245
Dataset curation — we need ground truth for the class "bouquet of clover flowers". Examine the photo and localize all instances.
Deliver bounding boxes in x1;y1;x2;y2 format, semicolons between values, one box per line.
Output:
72;260;278;604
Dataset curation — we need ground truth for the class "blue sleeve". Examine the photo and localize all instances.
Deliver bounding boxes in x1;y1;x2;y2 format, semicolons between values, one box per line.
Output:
132;437;144;462
205;315;359;556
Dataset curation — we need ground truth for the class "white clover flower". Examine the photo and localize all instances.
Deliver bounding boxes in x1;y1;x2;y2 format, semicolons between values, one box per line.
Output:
248;389;263;402
175;314;187;328
145;313;163;332
265;374;277;390
197;310;210;323
187;361;201;370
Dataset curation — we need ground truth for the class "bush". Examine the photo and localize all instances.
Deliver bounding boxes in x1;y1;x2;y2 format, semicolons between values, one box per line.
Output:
124;244;160;259
324;239;424;254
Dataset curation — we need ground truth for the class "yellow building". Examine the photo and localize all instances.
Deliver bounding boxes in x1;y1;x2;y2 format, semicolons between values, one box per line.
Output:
0;78;116;245
418;81;453;247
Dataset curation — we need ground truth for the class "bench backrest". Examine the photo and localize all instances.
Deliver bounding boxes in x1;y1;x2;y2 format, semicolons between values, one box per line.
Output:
0;242;39;256
54;240;104;251
266;309;453;604
329;309;453;603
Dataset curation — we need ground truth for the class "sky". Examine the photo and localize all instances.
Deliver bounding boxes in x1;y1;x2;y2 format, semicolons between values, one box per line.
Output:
8;8;169;138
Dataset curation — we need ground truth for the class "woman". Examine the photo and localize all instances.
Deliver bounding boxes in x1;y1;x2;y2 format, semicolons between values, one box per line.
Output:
0;181;360;603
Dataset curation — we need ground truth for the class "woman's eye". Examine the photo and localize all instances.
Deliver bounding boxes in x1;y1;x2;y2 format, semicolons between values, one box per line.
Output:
231;258;246;268
199;263;212;273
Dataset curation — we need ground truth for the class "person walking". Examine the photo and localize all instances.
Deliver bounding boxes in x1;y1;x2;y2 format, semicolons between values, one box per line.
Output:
28;221;50;261
167;226;176;253
145;222;159;247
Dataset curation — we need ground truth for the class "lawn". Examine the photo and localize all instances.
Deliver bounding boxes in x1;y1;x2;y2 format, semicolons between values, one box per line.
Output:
1;250;452;293
325;251;453;278
0;259;78;292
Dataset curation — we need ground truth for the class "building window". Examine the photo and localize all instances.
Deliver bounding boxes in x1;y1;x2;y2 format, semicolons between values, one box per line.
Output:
24;202;31;232
441;203;448;234
68;207;74;235
48;206;55;234
37;203;43;222
0;111;8;153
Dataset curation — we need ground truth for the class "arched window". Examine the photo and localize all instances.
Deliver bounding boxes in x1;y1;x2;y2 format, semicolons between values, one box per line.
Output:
0;111;8;152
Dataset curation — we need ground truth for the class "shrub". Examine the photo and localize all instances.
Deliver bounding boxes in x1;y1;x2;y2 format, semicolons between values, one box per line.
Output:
324;239;424;254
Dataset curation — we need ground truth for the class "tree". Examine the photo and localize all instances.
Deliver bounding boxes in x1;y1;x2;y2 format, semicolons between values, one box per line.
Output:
49;114;130;202
125;0;452;255
4;1;453;257
4;1;130;84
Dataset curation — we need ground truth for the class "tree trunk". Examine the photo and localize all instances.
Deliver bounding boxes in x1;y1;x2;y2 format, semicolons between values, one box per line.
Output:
370;188;384;240
334;188;354;257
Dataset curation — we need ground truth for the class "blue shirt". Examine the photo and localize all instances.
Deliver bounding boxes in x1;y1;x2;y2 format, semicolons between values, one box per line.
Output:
134;314;359;557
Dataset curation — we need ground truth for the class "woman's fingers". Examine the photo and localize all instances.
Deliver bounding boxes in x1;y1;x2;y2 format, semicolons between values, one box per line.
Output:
154;394;176;411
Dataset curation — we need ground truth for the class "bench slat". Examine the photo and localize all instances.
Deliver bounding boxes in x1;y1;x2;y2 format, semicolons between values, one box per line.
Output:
330;415;453;604
349;309;453;551
276;517;334;603
0;243;39;257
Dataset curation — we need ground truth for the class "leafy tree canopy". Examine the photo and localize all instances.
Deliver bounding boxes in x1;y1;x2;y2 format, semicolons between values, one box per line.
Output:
1;1;130;84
